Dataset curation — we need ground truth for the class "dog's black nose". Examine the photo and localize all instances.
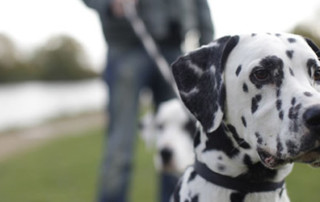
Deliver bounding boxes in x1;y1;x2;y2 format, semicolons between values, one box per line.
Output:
303;105;320;132
160;148;172;165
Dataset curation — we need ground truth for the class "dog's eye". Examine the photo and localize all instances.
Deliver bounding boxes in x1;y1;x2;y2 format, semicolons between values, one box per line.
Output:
314;69;320;81
252;69;271;82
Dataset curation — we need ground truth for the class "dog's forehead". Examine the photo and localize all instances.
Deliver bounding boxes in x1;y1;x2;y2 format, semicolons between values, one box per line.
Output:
227;33;318;70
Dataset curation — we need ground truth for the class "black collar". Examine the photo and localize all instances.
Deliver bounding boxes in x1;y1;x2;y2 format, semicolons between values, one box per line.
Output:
194;160;285;193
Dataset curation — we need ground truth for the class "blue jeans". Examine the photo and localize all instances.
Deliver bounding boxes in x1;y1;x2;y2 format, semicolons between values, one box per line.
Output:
98;44;181;202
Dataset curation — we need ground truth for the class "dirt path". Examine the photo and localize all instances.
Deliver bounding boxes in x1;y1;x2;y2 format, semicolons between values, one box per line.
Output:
0;112;105;162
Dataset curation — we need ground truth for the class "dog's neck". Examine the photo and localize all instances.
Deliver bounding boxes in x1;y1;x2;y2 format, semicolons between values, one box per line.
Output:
194;124;293;184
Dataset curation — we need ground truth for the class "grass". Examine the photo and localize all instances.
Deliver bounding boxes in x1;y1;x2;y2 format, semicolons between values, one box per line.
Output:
0;127;319;202
0;127;157;202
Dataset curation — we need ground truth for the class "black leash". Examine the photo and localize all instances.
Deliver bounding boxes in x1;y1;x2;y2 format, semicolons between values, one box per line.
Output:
194;160;285;193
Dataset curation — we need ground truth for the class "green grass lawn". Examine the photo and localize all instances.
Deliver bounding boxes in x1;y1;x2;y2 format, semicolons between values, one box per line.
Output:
0;127;319;202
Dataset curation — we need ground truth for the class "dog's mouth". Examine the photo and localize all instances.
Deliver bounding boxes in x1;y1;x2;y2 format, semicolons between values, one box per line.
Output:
258;147;320;169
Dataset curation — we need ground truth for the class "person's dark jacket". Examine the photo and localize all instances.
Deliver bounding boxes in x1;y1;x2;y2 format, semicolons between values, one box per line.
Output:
82;0;214;47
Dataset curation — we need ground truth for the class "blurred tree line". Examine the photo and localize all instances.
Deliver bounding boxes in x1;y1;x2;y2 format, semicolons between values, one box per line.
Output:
0;34;99;83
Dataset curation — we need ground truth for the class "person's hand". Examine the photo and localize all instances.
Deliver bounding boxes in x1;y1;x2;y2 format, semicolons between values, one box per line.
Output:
111;0;138;17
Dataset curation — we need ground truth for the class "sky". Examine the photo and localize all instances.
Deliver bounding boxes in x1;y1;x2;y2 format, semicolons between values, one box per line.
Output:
0;0;320;72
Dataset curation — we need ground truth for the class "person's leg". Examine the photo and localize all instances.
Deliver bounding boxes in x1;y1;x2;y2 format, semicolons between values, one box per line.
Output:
98;47;149;202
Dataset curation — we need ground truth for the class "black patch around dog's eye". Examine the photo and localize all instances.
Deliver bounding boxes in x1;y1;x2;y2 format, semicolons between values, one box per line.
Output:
289;67;295;76
288;38;296;43
230;192;246;202
304;92;313;97
236;65;242;76
250;56;284;88
251;94;262;113
242;83;248;93
286;50;294;59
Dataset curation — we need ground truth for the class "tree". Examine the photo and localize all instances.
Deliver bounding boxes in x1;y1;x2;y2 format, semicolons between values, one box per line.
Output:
31;35;98;81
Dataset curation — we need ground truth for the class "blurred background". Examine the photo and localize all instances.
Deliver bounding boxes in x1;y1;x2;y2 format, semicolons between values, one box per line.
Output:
1;0;320;202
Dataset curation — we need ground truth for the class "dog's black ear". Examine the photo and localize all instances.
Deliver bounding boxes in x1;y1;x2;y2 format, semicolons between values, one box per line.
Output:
305;38;320;58
172;36;239;133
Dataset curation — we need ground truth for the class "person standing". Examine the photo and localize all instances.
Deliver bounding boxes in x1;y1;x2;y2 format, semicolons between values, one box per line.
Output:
81;0;214;201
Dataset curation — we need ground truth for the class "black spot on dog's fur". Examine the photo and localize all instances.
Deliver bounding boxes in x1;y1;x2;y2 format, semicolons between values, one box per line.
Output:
255;132;263;145
276;135;284;158
276;99;282;111
291;97;296;105
286;140;299;156
236;65;242;76
243;154;253;167
204;125;239;158
188;171;197;183
241;116;247;128
243;83;248;93
288;38;296;43
191;195;199;202
251;94;262;113
279;110;284;120
227;124;251;149
251;33;257;37
289;68;295;76
276;89;281;97
304;92;313;97
286;50;294;59
217;164;226;172
230;192;246;202
279;188;285;198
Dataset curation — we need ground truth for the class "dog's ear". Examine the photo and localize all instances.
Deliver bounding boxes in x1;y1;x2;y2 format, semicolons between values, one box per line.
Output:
172;36;239;133
305;38;320;58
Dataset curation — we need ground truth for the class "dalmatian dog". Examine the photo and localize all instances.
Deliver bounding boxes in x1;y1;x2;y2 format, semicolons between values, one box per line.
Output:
171;33;320;202
140;99;196;174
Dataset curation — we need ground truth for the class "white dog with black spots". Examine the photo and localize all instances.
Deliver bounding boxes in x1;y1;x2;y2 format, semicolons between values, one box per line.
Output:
171;33;320;202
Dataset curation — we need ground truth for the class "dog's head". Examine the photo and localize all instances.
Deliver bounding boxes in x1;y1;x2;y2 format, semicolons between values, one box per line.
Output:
172;33;320;169
140;99;196;174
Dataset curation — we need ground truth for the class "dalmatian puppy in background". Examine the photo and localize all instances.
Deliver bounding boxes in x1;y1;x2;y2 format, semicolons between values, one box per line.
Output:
140;98;197;174
171;33;320;202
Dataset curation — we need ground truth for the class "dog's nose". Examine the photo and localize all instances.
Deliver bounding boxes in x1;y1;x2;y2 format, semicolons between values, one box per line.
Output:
160;148;172;165
303;105;320;132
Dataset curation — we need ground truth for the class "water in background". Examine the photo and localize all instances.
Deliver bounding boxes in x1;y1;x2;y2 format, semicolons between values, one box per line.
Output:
0;79;107;132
